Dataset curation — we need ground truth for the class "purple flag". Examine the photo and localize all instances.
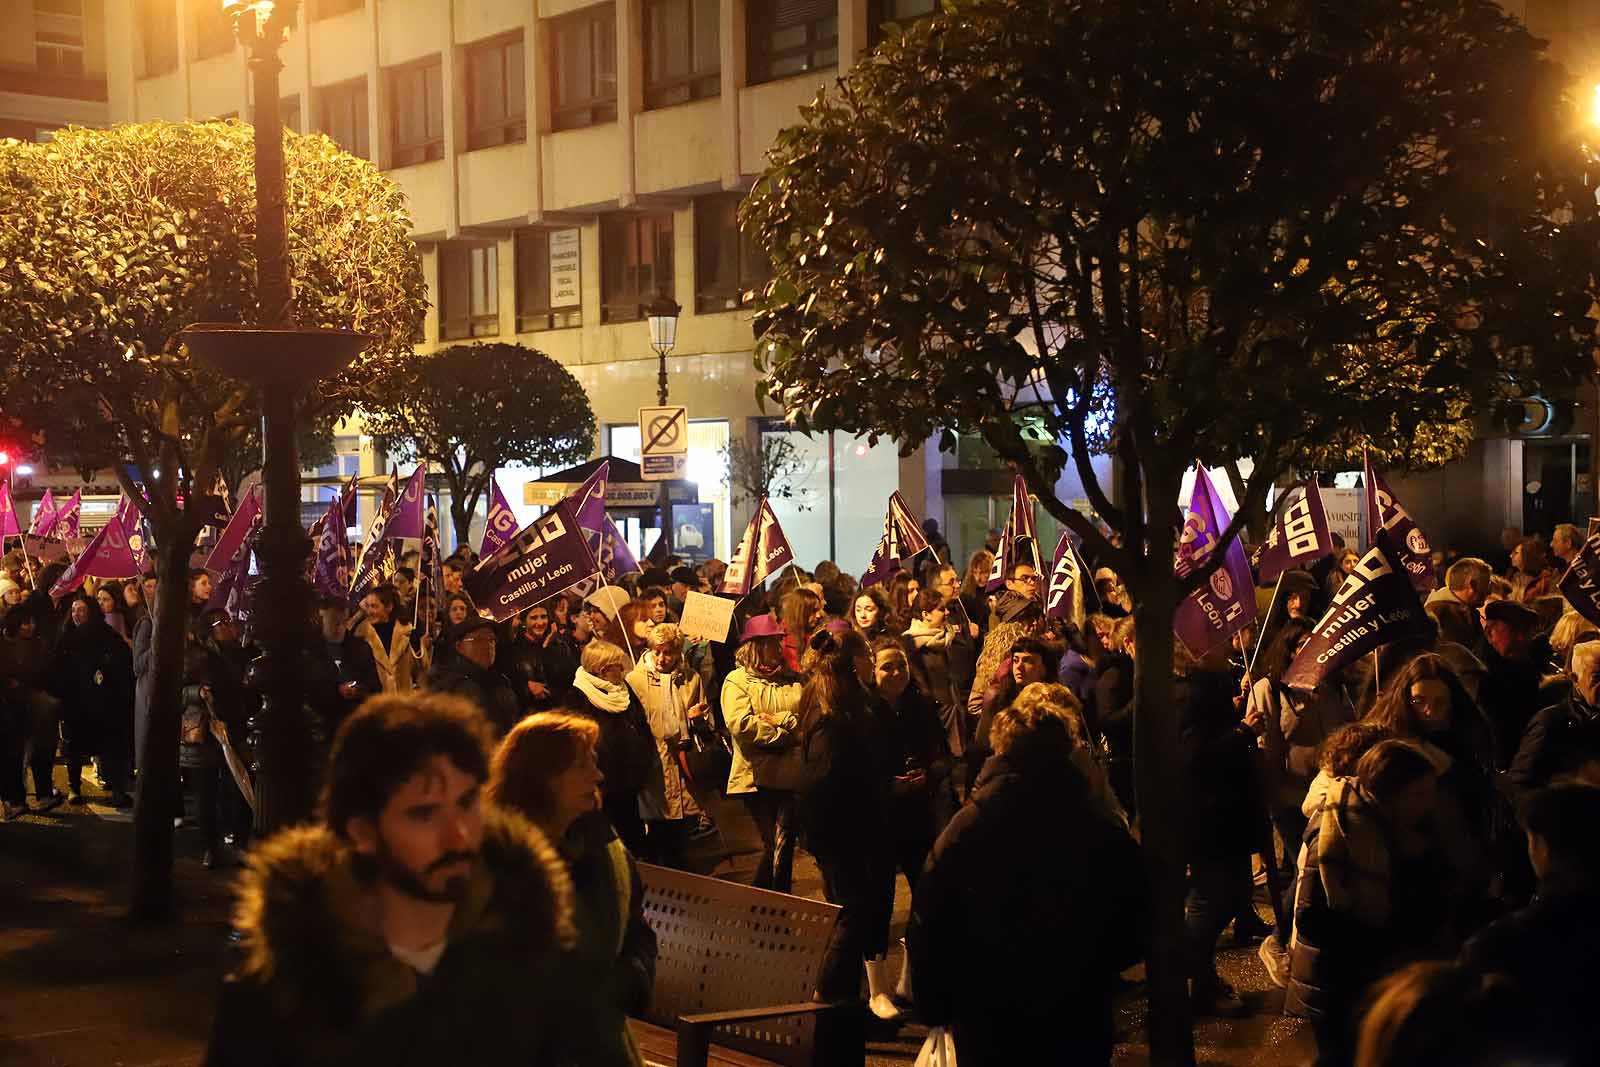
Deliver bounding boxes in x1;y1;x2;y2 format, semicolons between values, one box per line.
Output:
1364;456;1436;594
312;495;352;601
572;462;609;535
481;478;518;560
720;499;795;597
1254;482;1337;584
383;464;428;541
1283;540;1432;691
599;514;640;582
862;491;932;588
1559;530;1600;630
27;489;56;538
466;499;600;622
204;483;262;573
1173;465;1258;656
1046;532;1089;624
985;476;1041;593
49;496;142;598
414;494;445;640
0;482;19;538
349;476;398;599
51;489;81;541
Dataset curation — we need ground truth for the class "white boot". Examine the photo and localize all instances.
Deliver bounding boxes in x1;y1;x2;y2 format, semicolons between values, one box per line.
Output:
863;956;903;1022
893;937;913;1004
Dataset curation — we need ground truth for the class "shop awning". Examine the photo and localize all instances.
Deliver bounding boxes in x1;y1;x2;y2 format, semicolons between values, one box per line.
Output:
523;456;698;509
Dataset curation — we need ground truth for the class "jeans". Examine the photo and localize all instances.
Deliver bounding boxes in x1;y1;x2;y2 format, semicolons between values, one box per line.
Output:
1185;854;1255;982
743;789;797;893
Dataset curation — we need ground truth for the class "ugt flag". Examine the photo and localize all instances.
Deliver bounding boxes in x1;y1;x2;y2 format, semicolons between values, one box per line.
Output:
480;479;518;559
1046;532;1091;626
720;499;795;597
312;495;352;601
1283;539;1432;691
1173;465;1257;656
862;491;932;589
1559;530;1600;629
349;475;398;599
468;499;599;622
27;489;55;538
1364;456;1436;594
1254;482;1336;584
985;476;1042;593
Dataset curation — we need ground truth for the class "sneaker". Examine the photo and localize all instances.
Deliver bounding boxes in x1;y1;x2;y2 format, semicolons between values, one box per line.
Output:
1192;977;1250;1018
35;793;63;814
1258;933;1289;989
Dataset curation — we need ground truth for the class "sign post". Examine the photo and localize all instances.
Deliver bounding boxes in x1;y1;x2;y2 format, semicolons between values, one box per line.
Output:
639;404;688;559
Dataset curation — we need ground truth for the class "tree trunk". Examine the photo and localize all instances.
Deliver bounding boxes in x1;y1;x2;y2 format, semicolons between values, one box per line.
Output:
128;527;198;921
1129;451;1198;1066
450;496;472;550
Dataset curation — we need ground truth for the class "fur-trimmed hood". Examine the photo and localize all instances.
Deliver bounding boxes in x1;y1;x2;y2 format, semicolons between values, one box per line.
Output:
229;805;575;1026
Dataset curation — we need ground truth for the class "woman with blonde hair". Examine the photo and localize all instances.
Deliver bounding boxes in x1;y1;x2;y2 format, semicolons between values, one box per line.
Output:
488;712;654;1067
560;640;659;856
721;614;804;891
958;549;995;638
624;622;707;869
1009;682;1127;828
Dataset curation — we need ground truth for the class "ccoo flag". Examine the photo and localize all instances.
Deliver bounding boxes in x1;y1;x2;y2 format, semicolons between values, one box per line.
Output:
49;496;142;598
720;499;795;597
1364;456;1436;594
467;499;599;622
1173;465;1258;656
1254;482;1337;584
1283;539;1433;691
862;491;932;589
481;479;519;559
1558;530;1600;630
986;476;1042;593
1045;532;1090;626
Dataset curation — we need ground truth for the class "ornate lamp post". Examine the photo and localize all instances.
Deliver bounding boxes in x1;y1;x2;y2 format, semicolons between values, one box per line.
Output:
646;294;681;556
180;0;371;833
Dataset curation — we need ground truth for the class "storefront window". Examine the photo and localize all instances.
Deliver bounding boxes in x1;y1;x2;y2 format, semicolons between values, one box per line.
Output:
608;420;731;561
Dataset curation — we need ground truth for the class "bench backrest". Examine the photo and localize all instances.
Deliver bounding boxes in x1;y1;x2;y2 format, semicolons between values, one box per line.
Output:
637;863;840;1067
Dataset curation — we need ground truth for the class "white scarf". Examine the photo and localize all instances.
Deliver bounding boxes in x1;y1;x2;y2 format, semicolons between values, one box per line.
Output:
573;666;631;713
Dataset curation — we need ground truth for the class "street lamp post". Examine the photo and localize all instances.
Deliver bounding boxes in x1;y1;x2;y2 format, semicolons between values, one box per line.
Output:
647;295;681;557
181;0;370;834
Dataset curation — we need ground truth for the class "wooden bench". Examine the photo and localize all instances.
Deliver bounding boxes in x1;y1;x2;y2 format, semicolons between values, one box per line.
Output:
631;863;865;1067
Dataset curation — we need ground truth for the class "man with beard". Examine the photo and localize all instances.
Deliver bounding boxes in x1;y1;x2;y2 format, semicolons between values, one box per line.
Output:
204;693;610;1066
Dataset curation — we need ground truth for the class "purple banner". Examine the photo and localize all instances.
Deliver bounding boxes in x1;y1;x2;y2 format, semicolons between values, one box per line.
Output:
599;514;640;582
1254;482;1337;584
1283;540;1432;691
480;478;518;560
1559;531;1600;630
1046;532;1088;623
349;477;398;600
0;482;19;538
1173;466;1258;656
312;495;351;601
204;483;262;573
383;463;428;541
862;491;932;588
1364;457;1436;594
466;499;600;622
49;495;142;598
720;499;795;597
51;489;81;541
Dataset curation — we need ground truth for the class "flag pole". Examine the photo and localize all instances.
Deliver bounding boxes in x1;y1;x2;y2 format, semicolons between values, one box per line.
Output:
1371;648;1381;694
596;568;636;668
1247;573;1286;678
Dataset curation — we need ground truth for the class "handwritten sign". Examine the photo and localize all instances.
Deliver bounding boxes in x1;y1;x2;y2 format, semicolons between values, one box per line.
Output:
679;590;738;643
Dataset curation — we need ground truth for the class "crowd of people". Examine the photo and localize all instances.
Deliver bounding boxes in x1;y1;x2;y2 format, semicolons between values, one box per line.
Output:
4;513;1599;1067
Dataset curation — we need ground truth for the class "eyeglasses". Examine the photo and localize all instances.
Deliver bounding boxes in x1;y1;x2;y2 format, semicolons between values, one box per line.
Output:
1013;573;1041;585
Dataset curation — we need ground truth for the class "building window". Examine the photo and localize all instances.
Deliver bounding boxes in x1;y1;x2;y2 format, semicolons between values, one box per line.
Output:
551;5;617;132
317;78;369;158
748;0;837;85
601;213;673;323
388;57;444;167
193;0;235;60
34;0;85;76
281;95;302;134
869;0;937;41
466;34;526;150
313;0;364;17
516;227;583;332
439;242;500;341
694;193;770;314
644;0;719;110
140;1;179;76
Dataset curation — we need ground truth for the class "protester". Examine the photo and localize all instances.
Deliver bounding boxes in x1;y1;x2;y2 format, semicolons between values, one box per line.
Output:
4;611;61;813
1508;637;1600;795
968;614;1057;779
1505;538;1556;603
205;692;613;1065
1424;557;1492;611
352;583;417;694
777;586;823;673
1476;599;1547;769
54;594;133;806
624;622;707;869
425;616;520;738
314;595;380;730
721;614;804;892
794;627;897;1017
867;637;952;899
487;711;656;1067
908;677;1146;1066
502;603;580;714
851;587;894;643
562;640;657;857
902;588;975;765
957;550;994;638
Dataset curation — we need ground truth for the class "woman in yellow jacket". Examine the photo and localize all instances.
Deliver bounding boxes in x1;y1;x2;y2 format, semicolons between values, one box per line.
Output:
721;614;803;893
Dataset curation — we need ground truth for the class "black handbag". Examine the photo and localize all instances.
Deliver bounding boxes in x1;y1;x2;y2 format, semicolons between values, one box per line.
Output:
677;717;734;794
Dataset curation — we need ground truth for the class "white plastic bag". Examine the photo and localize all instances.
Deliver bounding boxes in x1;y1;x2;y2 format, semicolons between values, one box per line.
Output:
915;1026;957;1067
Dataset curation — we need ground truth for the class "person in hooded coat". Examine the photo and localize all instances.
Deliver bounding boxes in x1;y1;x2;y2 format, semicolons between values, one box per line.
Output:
53;594;134;805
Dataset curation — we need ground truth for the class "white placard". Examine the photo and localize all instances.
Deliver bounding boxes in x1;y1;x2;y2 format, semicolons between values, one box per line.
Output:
679;590;738;643
1320;487;1366;549
549;228;581;309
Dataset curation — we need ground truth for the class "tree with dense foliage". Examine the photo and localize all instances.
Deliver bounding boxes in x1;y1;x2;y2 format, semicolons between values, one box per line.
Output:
742;1;1600;1060
0;120;426;918
363;342;596;544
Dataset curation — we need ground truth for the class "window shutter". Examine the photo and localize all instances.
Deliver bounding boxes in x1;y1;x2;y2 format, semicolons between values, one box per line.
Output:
772;0;834;30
